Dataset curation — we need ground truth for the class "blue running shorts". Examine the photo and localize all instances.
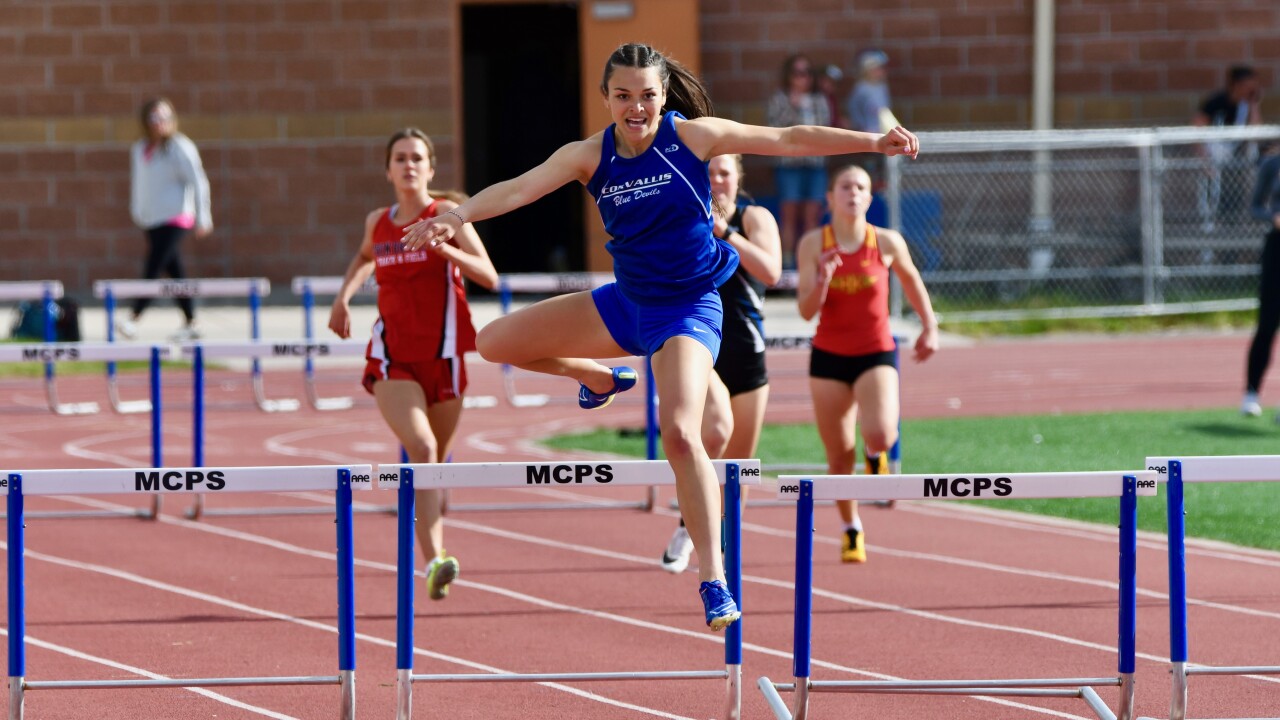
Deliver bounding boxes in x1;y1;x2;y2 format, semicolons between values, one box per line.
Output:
591;283;723;361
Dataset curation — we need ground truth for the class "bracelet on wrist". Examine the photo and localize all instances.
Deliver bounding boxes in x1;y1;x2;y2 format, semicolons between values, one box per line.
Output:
444;209;467;225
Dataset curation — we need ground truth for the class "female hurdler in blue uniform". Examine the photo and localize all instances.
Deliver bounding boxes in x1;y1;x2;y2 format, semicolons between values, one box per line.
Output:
403;43;918;631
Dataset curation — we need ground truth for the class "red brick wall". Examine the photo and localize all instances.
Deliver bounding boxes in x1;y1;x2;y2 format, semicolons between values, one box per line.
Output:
2;0;1277;294
703;0;1278;128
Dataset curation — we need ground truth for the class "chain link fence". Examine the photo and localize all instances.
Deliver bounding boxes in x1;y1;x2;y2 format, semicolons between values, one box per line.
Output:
882;125;1280;322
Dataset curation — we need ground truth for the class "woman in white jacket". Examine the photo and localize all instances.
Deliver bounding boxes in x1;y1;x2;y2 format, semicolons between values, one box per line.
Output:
120;98;212;341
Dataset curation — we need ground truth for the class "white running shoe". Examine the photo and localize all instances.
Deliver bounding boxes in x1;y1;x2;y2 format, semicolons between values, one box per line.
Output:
169;325;201;342
1241;393;1262;418
660;525;694;574
114;317;138;340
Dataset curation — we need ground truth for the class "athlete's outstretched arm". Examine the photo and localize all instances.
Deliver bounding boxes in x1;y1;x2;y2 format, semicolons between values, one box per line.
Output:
678;116;918;163
401;138;600;251
429;200;499;290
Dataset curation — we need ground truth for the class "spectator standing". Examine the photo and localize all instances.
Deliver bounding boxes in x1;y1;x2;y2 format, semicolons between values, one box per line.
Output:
846;50;893;190
120;98;211;342
1194;65;1265;231
767;54;831;268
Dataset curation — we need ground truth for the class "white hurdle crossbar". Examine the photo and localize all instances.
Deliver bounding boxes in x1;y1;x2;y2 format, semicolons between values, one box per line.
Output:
0;281;98;416
6;463;369;720
759;470;1158;720
94;278;285;413
176;341;395;520
0;342;171;520
291;275;497;410
1140;455;1280;720
384;458;760;720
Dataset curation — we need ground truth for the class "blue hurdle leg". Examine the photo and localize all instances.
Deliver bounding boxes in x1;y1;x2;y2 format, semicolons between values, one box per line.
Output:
1168;460;1189;720
1116;474;1138;720
792;480;814;720
724;463;743;720
396;468;417;720
8;473;27;719
335;468;356;720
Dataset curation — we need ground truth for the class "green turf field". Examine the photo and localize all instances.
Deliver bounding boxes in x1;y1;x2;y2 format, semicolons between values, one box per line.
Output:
542;408;1280;552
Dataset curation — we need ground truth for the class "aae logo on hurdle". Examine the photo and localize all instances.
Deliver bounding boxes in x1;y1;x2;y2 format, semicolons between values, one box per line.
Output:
776;470;1160;501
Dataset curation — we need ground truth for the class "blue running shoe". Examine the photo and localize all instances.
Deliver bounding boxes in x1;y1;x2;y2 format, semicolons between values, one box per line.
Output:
699;580;741;631
578;366;638;410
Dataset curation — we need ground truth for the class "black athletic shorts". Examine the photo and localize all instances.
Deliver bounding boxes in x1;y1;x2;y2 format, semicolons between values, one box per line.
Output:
714;345;768;396
808;346;896;386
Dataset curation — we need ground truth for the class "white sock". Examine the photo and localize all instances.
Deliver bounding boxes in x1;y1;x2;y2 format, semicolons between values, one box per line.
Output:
845;520;863;533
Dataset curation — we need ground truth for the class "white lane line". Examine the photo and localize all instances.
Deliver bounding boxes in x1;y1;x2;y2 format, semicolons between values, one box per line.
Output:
5;533;692;720
0;626;298;719
901;502;1280;568
46;495;1090;718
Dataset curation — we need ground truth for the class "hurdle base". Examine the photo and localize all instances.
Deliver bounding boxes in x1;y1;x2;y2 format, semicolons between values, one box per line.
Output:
51;401;100;416
758;676;1130;720
463;395;498;409
107;380;152;415
509;393;550;408
252;374;301;413
312;396;354;411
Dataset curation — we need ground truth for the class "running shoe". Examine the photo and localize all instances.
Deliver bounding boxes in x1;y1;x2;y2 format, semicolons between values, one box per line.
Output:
1241;394;1263;418
660;525;694;574
866;452;894;508
578;366;638;410
841;528;866;563
114;317;138;340
699;580;741;631
425;555;459;600
169;325;202;342
865;452;888;475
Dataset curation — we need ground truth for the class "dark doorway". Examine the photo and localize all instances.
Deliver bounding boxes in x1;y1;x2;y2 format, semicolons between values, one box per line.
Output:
461;4;583;273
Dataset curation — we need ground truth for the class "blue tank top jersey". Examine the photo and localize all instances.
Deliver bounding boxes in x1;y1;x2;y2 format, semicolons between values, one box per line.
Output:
586;111;739;305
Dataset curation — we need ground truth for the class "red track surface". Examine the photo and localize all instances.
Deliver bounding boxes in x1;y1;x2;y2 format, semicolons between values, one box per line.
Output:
2;332;1278;719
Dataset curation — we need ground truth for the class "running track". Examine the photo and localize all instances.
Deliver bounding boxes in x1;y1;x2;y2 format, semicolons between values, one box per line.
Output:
1;332;1277;718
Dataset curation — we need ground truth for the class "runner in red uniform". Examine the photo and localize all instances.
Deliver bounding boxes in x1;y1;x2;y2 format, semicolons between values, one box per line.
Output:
328;128;498;600
797;164;938;563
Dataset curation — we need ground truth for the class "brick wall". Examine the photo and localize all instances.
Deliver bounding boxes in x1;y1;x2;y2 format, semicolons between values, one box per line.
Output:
0;0;456;297
2;0;1277;294
703;0;1278;128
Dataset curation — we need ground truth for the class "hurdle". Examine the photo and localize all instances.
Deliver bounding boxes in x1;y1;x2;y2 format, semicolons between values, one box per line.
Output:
1139;455;1280;720
0;281;99;416
384;458;758;720
176;340;396;520
758;469;1157;720
94;278;290;412
292;275;498;410
5;463;367;719
0;342;168;520
496;272;614;407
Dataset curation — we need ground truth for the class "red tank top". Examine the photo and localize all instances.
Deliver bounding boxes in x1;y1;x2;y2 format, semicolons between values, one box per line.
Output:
812;224;895;357
368;201;476;362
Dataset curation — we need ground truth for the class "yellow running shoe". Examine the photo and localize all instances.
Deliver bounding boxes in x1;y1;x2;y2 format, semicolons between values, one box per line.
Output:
841;528;866;563
866;452;895;508
426;555;459;600
865;452;888;475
